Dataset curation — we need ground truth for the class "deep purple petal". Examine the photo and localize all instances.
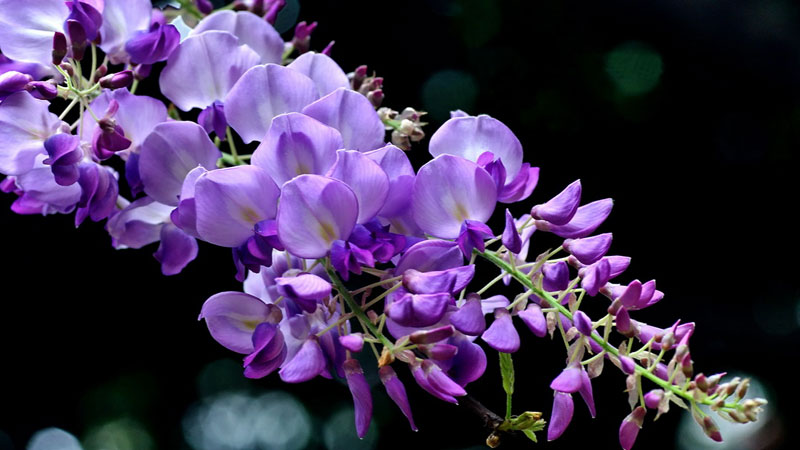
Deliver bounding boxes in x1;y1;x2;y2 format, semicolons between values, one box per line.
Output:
250;112;342;185
502;209;522;254
160;31;260;111
139;121;221;206
572;310;593;337
386;292;451;328
394;239;463;274
379;366;417;431
125;23;180;65
338;334;364;353
302;88;385;152
225;64;318;143
548;392;574;441
344;359;373;438
106;196;172;249
498;163;539;203
580;258;612;296
619;406;646;450
364;144;415;219
194;165;280;247
578;369;596;417
544;199;614;239
81;88;168;152
413;154;497;239
98;0;151;63
450;297;485;335
564;233;613;265
532;180;581;225
518;303;547;337
542;261;570;292
276;175;358;259
550;366;584;393
154;222;198;275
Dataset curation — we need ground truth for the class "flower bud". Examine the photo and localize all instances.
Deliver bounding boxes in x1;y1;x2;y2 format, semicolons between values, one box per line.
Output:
52;31;68;65
350;65;368;90
367;89;383;108
265;0;286;25
59;62;75;77
572;310;593;337
93;65;108;82
644;389;663;409
28;80;58;100
66;19;87;61
702;416;723;442
409;325;454;344
339;333;364;353
735;378;750;401
619;406;646;450
133;64;152;81
99;70;133;90
195;0;213;14
695;373;708;392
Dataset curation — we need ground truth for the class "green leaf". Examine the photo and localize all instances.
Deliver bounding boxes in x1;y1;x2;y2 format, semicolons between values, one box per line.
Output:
499;352;514;396
522;428;538;443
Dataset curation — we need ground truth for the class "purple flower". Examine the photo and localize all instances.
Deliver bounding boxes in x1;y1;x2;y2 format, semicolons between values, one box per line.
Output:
502;209;522;253
573;310;593;337
532;179;582;225
81;88;168;154
65;0;102;43
275;273;332;313
199;291;281;354
402;265;475;295
8;157;81;215
542;261;570;292
518;303;547;337
276;175;358;259
160;31;260;111
394;239;464;275
191;10;284;64
279;337;327;383
197;101;228;140
537;198;614;239
0;71;32;99
0;92;65;177
326;150;390;224
75;162;119;226
379;366;417;431
385;290;451;328
481;307;520;353
153;222;198;276
43;133;83;186
411;359;466;404
339;334;364;353
287;52;350;97
563;233;613;265
449;296;485;335
344;359;373;438
413;154;497;239
0;0;70;66
243;322;287;378
302;87;386;152
456;219;493;257
225;64;318;143
98;0;152;64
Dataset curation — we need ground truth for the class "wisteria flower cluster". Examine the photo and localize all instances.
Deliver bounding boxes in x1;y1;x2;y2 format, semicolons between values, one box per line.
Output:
0;0;766;447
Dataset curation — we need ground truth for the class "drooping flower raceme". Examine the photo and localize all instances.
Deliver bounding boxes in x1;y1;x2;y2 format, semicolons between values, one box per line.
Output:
0;1;765;447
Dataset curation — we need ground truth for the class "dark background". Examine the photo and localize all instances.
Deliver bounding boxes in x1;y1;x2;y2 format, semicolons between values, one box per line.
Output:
1;0;797;449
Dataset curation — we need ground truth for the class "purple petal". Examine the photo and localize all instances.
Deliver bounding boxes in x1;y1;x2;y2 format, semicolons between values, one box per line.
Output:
302;87;385;152
250;112;342;185
275;273;331;312
75;162;118;226
544;199;614;239
618;280;644;309
580;258;612;296
98;0;151;63
0;71;32;98
171;166;206;237
616;307;633;337
532;179;581;225
572;310;593;337
394;239;463;274
160;31;260;111
244;322;286;378
402;265;475;295
81;88;168;152
225;64;319;143
338;334;364;353
326;150;389;223
12;156;81;214
277;175;358;258
139;121;221;206
578;369;596;417
344;359;373;438
125;23;180;65
502;209;522;253
443;334;487;386
547;392;574;441
194;165;280;247
409;325;455;344
364;144;415;219
287;52;349;97
279;338;326;383
480;295;510;315
518;303;547;337
413;154;497;239
43;133;82;186
0;0;69;66
542;261;570;292
481;308;520;353
154;222;198;276
199;291;274;354
379;366;417;431
198;101;227;139
449;297;485;335
106;196;172;249
386;291;451;328
619;406;646;450
619;354;636;375
564;233;613;265
550;365;584;393
429;114;523;184
0;92;64;176
606;255;632;278
191;10;283;64
498;163;539;203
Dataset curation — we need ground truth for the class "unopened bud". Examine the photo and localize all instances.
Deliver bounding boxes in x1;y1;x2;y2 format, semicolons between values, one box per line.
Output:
321;40;335;56
681;353;693;378
409;325;454;344
59;62;74;77
92;65;107;82
195;0;213;14
725;377;741;397
661;331;675;350
546;311;557;338
264;0;286;25
133;64;152;81
702;416;723;442
695;373;708;392
391;130;410;151
66;19;87;61
367;89;383;108
367;309;379;325
52;32;68;65
728;410;750;423
28;80;58;100
644;389;663;409
734;378;750;401
350;65;367;90
99;70;133;90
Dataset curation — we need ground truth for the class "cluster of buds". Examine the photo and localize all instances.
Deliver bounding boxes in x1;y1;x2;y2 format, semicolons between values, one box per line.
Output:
378;107;427;150
232;0;286;24
349;65;384;108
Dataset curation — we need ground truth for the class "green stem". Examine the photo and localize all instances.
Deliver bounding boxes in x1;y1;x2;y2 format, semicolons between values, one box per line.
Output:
58;97;80;120
323;260;394;351
225;127;241;164
477;248;738;411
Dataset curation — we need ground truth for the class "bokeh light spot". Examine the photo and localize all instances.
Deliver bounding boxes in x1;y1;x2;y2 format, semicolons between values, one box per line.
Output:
422;70;479;122
26;428;81;450
83;418;154;450
605;42;663;96
323;407;378;450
